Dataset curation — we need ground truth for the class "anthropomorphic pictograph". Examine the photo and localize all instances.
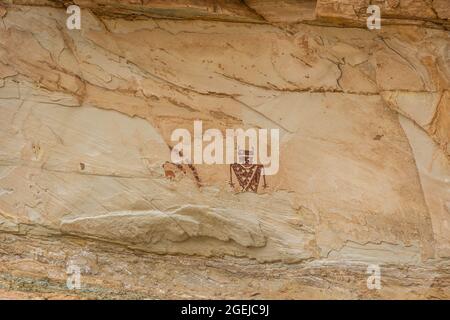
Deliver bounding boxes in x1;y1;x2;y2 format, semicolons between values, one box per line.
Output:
229;150;267;193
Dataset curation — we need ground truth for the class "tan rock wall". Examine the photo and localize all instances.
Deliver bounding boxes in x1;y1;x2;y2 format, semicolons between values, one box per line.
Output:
0;0;448;298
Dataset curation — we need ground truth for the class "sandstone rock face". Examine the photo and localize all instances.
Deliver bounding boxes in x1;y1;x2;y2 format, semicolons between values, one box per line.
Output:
0;0;449;299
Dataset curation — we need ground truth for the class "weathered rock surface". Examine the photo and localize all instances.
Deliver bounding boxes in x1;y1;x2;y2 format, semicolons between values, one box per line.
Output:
0;0;449;299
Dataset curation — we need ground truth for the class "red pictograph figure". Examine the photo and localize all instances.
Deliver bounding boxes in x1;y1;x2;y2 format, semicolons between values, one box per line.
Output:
229;150;267;193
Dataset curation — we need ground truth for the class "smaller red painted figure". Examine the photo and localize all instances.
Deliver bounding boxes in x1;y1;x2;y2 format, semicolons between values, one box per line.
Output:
229;150;267;193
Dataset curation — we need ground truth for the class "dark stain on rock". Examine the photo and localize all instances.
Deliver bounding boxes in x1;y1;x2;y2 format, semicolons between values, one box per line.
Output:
373;134;384;141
